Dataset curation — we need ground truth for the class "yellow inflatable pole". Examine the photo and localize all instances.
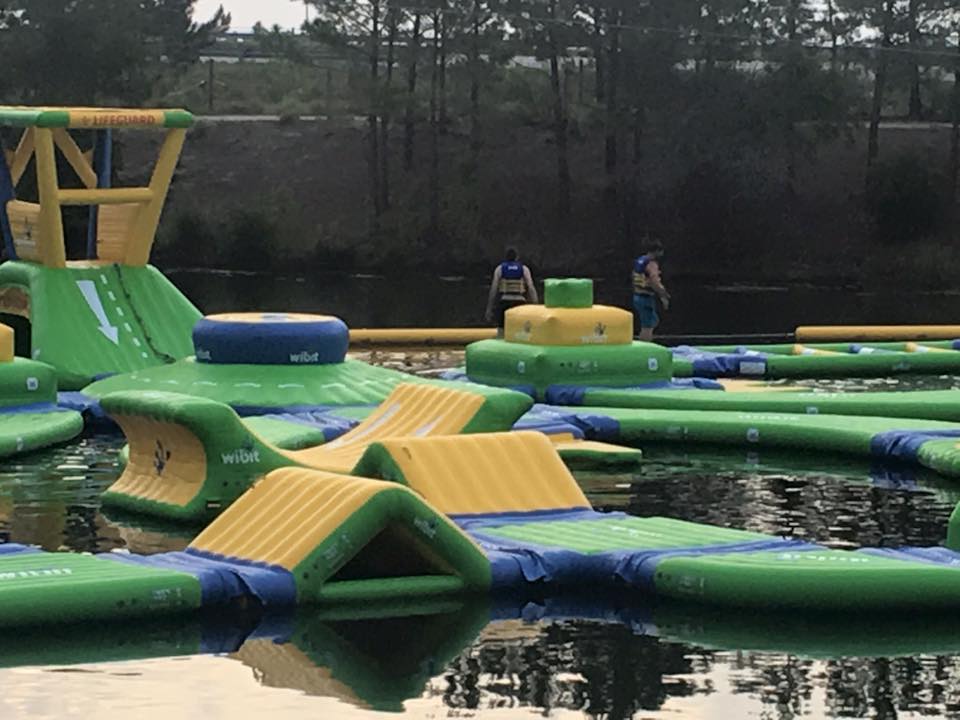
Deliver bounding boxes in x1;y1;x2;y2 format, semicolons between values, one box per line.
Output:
797;325;960;342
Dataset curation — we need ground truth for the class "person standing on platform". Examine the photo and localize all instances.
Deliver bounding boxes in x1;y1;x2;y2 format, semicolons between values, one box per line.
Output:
485;247;538;336
632;242;670;341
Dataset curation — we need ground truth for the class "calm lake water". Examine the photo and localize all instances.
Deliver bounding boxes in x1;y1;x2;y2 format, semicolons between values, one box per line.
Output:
165;268;960;333
4;274;960;718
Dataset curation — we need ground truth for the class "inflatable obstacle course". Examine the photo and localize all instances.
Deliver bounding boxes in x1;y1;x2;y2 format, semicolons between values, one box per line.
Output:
11;432;960;625
83;311;425;411
101;382;535;521
332;431;960;609
672;340;960;379
0;107;202;388
466;279;672;397
550;386;960;423
535;404;960;477
102;381;643;522
0;323;83;457
0;459;490;625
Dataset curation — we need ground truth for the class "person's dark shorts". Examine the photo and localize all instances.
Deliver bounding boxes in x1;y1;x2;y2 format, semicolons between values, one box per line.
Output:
497;299;525;329
632;293;659;329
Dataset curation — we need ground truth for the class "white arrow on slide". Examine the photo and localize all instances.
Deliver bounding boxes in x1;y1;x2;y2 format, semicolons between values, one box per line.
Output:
76;280;120;345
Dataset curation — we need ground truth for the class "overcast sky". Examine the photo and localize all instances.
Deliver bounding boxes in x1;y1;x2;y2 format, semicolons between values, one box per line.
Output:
195;0;308;32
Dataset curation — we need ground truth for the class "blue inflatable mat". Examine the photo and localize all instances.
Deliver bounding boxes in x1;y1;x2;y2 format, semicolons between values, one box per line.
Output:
105;549;296;607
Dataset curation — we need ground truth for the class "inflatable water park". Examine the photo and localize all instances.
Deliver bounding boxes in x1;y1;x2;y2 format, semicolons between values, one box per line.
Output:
9;106;960;646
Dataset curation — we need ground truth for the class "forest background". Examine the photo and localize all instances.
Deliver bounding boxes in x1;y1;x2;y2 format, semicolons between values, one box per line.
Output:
1;0;959;288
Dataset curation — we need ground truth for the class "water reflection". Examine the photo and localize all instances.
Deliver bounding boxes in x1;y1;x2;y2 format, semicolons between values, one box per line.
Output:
5;598;960;718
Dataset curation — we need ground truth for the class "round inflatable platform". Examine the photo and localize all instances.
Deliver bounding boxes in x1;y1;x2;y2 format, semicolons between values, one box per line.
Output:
193;313;349;366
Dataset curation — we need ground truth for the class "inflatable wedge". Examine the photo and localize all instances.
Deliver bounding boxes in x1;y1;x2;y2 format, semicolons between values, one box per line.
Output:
8;432;960;628
101;383;641;521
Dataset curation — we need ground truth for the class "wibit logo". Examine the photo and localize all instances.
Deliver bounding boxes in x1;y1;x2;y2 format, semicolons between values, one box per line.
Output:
289;351;320;364
581;322;608;344
221;438;261;465
514;320;533;342
195;348;212;361
154;440;172;475
413;516;438;539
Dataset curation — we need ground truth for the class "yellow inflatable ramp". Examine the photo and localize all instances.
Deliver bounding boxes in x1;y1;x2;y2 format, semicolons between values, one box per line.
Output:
353;431;591;516
187;467;491;603
101;383;534;522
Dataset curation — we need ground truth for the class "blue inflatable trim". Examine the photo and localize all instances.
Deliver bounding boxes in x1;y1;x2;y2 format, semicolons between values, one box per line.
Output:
457;509;816;591
258;410;361;442
860;546;960;568
521;405;621;442
0;543;39;556
105;549;297;607
869;429;960;463
849;344;895;355
544;378;723;405
672;346;768;378
193;315;349;366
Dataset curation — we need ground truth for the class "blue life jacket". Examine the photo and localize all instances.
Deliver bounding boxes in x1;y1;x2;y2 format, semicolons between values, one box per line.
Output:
499;261;526;299
633;255;652;295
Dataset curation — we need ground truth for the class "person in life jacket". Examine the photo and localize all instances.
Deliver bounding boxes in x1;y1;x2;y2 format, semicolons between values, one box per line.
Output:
632;242;670;341
484;247;539;334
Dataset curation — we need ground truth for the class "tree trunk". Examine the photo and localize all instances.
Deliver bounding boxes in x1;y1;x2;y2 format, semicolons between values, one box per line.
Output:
867;2;894;171
368;0;382;232
429;11;441;235
439;8;448;135
469;0;482;171
907;0;922;120
379;11;398;211
592;6;604;103
951;31;960;202
403;13;421;171
604;10;621;175
547;0;570;213
827;0;838;71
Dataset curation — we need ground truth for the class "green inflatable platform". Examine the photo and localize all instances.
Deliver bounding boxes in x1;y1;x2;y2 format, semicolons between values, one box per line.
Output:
560;387;960;423
0;261;201;389
0;349;83;457
568;405;960;477
672;340;960;379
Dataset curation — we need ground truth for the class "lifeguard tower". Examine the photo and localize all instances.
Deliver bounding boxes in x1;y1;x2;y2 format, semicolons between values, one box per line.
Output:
0;107;202;388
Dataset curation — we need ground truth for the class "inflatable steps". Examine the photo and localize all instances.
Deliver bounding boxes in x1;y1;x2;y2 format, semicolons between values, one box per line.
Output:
82;312;427;412
549;386;960;423
101;383;639;522
0;261;200;389
672;340;960;379
0;323;82;457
